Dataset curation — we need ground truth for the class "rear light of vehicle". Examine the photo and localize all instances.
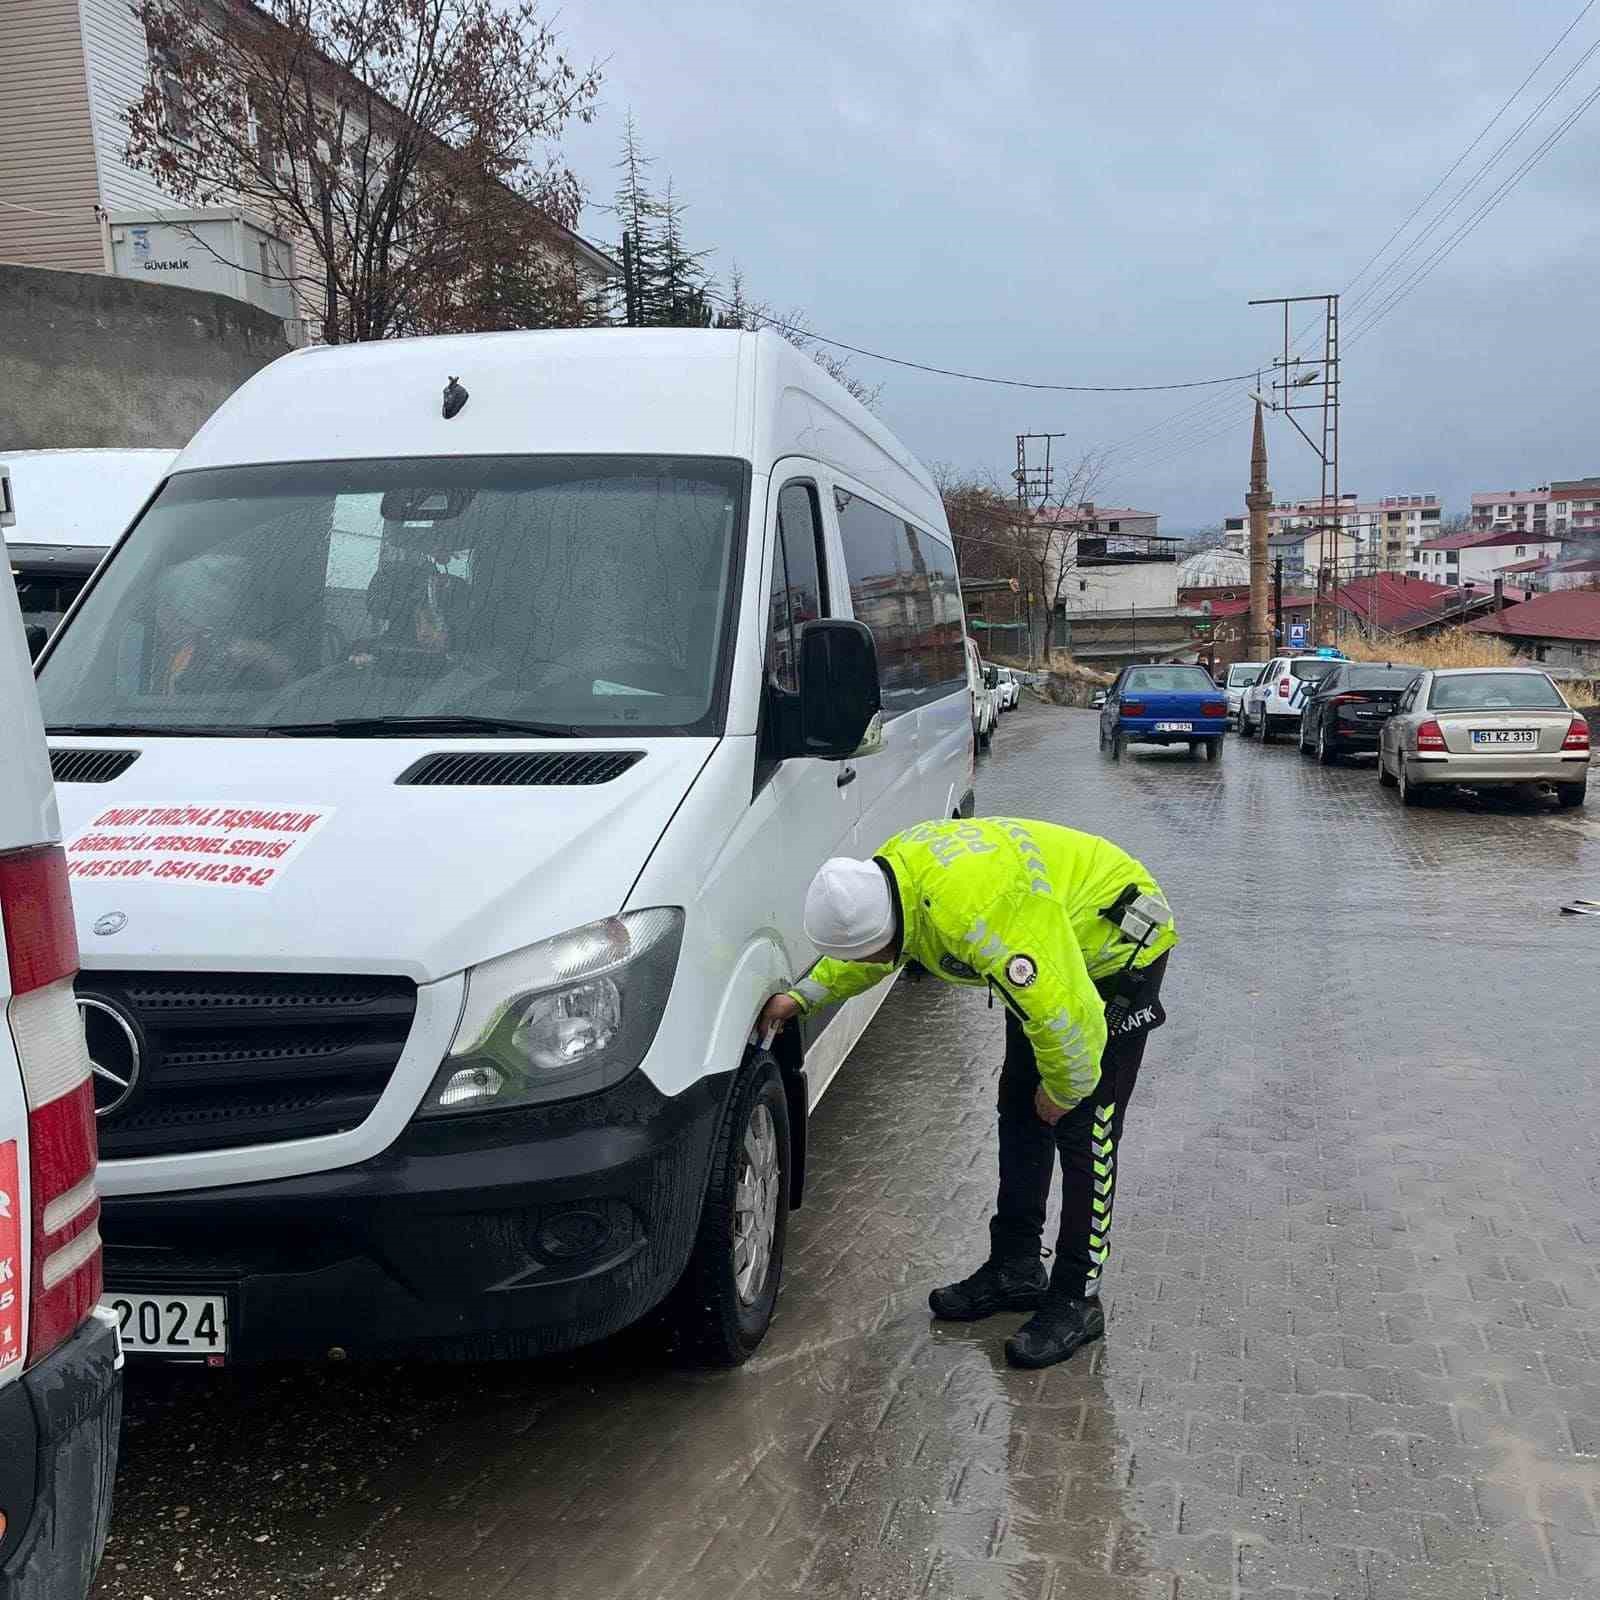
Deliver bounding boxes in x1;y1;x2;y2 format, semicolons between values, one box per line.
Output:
1415;720;1447;751
1201;700;1227;718
1563;716;1590;752
1;844;101;1367
1328;693;1371;706
1121;700;1146;716
1278;678;1292;697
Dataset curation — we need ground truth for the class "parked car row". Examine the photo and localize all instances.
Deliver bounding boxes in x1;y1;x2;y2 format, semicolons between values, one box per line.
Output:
1235;651;1590;808
963;648;1023;752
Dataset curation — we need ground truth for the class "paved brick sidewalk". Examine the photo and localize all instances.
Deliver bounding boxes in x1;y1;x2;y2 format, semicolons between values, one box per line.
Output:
94;706;1600;1600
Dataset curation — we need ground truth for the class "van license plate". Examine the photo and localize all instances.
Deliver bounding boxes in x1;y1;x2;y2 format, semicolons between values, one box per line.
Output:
1154;721;1193;733
101;1293;228;1359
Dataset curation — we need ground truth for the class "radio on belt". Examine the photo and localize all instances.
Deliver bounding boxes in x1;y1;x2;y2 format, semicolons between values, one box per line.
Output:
1117;892;1171;947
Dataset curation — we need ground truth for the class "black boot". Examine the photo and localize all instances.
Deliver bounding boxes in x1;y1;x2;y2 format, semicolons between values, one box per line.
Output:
1004;1294;1104;1368
929;1258;1047;1321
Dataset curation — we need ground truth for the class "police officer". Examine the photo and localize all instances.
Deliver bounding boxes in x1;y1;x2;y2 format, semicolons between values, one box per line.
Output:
759;816;1175;1369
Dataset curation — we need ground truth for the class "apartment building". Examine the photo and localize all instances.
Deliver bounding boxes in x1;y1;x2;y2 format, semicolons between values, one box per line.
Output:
1411;527;1564;588
1549;477;1600;536
1469;488;1552;537
1258;492;1441;573
2;0;617;336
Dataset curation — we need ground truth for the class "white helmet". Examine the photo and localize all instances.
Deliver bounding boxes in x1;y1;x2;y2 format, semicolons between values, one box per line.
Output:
803;857;896;961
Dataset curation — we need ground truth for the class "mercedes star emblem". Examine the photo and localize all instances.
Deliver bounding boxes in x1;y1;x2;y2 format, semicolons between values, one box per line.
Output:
76;996;142;1118
92;911;128;936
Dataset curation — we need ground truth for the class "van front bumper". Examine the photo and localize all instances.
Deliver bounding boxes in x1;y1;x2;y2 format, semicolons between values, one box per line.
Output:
0;1313;122;1600
98;1070;731;1361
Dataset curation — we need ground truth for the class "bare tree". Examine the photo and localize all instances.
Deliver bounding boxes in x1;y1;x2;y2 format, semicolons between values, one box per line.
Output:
1022;452;1107;659
711;267;882;409
126;0;602;342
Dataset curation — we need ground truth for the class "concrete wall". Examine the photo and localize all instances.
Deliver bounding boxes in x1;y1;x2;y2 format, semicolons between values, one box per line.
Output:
0;264;289;450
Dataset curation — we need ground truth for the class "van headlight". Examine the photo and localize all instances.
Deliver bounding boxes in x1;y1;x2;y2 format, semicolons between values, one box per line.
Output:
419;909;684;1115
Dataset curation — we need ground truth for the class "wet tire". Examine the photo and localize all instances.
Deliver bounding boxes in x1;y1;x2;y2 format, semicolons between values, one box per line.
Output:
1378;749;1398;788
1204;737;1222;762
1258;713;1274;745
672;1056;791;1367
1110;732;1124;762
1556;779;1588;809
979;724;992;752
1317;724;1339;766
1399;759;1430;807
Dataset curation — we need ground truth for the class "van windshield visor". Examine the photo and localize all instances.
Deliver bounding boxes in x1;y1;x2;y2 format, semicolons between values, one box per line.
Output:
36;456;746;736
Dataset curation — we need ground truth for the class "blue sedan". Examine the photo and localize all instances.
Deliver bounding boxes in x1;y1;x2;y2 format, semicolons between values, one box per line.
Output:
1099;664;1230;762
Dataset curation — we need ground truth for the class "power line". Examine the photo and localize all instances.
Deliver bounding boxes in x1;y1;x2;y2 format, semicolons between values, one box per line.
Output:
1340;0;1597;304
1346;70;1600;346
699;290;1264;393
1346;31;1600;320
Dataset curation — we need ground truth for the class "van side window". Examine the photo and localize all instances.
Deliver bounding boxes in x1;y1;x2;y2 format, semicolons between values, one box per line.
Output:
835;489;963;717
766;483;826;694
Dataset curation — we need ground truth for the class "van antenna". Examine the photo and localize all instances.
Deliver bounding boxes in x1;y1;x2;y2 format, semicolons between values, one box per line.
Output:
442;377;469;420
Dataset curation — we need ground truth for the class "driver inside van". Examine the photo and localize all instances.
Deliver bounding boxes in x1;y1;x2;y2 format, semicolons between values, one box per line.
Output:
350;537;470;667
152;552;296;695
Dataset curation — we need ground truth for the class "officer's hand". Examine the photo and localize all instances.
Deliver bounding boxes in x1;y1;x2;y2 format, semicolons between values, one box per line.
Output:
1034;1084;1069;1126
757;992;801;1043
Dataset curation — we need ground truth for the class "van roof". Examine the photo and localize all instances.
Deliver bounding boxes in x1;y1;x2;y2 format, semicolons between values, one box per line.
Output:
1;448;178;548
176;328;948;535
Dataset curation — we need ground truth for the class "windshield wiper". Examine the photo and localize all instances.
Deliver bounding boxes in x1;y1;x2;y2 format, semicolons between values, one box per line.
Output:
47;723;274;738
262;714;587;738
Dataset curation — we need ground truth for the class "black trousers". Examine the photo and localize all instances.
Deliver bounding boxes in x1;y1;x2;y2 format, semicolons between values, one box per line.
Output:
989;952;1169;1299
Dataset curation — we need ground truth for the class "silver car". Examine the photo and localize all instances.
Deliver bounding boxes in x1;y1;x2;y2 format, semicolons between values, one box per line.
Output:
1378;667;1590;808
1224;661;1265;725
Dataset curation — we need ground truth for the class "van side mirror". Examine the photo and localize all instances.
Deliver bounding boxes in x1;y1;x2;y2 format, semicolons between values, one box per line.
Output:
25;624;48;660
797;619;882;759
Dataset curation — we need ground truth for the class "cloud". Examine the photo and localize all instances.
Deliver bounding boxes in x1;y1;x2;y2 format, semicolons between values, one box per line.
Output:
562;0;1600;525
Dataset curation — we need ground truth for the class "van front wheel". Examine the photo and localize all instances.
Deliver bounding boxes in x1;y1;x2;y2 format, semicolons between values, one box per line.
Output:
673;1056;791;1366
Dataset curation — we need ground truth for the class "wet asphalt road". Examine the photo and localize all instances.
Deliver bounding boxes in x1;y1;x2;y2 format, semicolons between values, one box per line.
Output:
91;703;1600;1600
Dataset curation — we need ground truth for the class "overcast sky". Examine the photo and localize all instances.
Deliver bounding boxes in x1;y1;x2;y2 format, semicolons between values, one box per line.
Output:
559;0;1600;529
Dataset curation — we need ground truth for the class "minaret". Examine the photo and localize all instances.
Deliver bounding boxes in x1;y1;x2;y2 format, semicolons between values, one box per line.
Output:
1247;399;1272;658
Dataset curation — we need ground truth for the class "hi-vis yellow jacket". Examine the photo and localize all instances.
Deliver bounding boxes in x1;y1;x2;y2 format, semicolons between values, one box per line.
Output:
788;818;1176;1110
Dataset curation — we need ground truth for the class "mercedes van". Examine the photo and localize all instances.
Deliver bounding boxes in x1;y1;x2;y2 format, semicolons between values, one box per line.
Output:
32;329;975;1365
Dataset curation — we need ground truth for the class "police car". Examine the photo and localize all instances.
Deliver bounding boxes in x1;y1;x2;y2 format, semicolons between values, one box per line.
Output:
1239;648;1346;743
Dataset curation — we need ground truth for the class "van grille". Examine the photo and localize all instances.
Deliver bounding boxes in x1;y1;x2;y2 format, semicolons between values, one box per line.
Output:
78;971;417;1159
51;748;140;783
397;750;643;787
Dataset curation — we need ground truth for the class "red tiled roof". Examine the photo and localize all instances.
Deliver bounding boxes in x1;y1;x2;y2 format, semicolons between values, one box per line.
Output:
1467;588;1600;643
1496;557;1550;574
1421;528;1558;551
1199;597;1251;617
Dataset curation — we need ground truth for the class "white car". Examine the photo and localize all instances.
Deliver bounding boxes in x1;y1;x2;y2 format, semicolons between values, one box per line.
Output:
1224;661;1266;725
3;448;177;654
994;666;1020;711
0;466;121;1600
1239;653;1345;743
966;638;997;749
32;327;977;1368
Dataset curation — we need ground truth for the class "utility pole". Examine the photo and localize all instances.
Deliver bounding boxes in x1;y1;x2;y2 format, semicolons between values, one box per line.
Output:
621;231;639;327
1014;432;1065;668
1246;399;1272;659
1248;294;1341;646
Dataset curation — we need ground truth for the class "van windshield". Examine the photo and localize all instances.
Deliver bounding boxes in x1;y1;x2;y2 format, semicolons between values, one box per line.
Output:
36;456;745;736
